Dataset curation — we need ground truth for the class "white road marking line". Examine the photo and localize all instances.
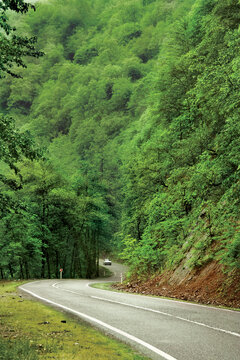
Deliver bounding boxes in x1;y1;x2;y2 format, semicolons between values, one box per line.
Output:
52;283;79;295
86;281;239;314
91;296;240;338
150;296;239;314
19;286;177;360
52;282;240;337
55;280;238;314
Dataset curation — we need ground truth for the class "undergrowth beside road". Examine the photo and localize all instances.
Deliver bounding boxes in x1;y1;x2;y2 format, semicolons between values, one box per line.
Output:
0;281;149;360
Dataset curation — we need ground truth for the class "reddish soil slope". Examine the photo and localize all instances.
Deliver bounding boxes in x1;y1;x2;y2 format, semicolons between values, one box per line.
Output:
115;261;240;308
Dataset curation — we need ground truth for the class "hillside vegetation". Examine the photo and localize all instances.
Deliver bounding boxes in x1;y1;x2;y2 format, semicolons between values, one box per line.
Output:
0;0;240;291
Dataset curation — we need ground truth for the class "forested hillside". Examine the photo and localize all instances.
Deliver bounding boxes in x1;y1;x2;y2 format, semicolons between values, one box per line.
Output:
0;0;240;291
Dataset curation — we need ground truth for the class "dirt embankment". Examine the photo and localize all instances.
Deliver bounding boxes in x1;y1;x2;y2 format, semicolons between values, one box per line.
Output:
115;261;240;308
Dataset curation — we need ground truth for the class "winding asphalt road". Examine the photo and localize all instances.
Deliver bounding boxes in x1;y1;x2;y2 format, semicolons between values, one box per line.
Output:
20;261;240;360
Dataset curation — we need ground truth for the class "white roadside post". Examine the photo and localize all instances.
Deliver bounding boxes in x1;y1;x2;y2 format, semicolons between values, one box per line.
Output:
120;272;123;284
60;268;63;279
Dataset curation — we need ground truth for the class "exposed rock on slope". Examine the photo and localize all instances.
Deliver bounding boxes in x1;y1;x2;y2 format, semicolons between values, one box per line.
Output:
115;261;240;308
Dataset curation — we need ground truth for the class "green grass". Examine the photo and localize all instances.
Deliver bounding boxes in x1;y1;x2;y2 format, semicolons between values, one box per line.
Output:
90;282;116;291
0;281;150;360
0;338;38;360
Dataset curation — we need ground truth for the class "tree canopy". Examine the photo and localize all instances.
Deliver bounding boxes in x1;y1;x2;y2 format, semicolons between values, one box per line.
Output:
1;0;239;279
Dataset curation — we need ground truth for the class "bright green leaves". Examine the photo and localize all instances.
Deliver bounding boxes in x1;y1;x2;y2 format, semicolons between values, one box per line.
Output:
0;114;40;204
0;0;43;78
222;232;240;269
117;0;240;276
0;156;112;279
0;211;42;278
1;0;240;279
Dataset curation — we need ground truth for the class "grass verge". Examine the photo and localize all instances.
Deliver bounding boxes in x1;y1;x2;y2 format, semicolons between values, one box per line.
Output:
90;282;118;291
0;281;150;360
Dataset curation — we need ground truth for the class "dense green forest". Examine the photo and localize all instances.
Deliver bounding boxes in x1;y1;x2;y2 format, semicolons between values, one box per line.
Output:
0;0;240;279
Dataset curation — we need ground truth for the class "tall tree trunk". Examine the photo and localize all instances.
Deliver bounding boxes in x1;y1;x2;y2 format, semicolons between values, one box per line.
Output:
24;261;29;279
41;193;51;278
0;267;4;279
85;228;92;279
93;230;97;277
46;251;51;278
73;237;82;278
41;251;45;278
19;261;24;279
8;263;14;278
75;243;82;278
96;232;99;277
55;250;59;278
70;245;75;278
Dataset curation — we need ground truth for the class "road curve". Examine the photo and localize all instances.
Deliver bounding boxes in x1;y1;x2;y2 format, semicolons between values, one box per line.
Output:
20;261;240;360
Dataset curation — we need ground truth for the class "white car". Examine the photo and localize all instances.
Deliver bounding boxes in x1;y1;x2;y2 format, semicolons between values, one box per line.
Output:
103;259;112;265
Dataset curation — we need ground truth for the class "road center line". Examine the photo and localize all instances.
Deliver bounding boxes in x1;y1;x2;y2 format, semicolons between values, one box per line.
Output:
52;283;79;295
19;286;177;360
91;295;240;338
52;282;240;338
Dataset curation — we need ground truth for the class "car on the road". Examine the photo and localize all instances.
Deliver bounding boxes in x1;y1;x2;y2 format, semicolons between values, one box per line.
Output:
103;259;112;265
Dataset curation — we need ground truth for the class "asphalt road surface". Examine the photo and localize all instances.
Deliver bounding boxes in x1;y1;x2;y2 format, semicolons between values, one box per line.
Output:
20;261;240;360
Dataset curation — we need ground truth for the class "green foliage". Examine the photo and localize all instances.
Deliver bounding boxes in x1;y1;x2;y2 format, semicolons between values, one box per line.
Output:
0;0;43;78
1;0;240;280
0;114;40;217
224;234;240;269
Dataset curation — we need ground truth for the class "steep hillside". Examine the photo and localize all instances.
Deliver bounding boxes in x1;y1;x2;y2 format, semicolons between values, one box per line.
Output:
0;0;239;292
117;247;240;308
116;262;240;308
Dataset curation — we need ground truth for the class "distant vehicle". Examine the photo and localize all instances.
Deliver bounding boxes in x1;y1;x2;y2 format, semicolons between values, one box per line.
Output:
103;259;112;265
